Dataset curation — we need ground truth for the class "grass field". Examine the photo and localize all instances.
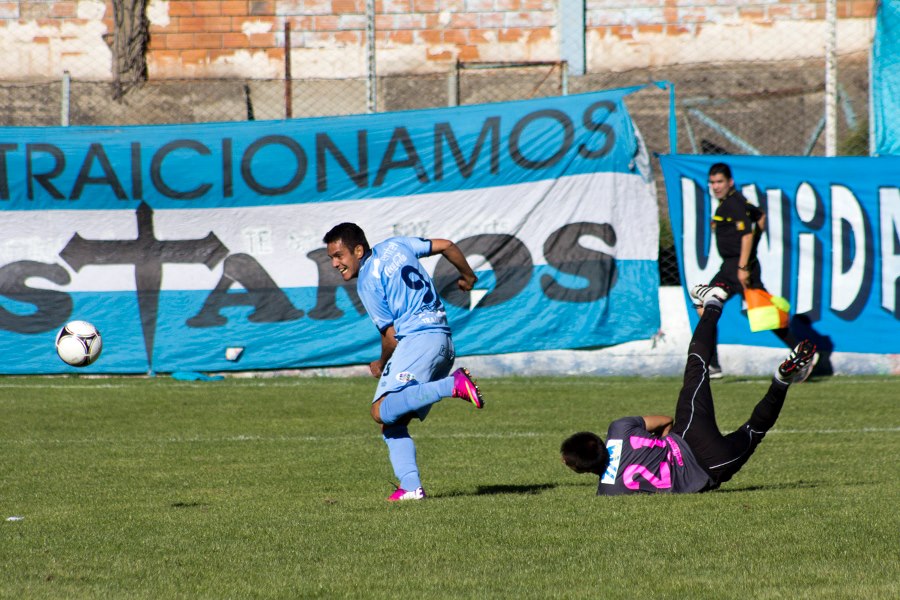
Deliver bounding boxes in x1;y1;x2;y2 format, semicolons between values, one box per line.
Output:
0;373;897;599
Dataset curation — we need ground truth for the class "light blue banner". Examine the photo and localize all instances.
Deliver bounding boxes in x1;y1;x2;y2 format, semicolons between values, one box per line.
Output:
0;86;642;210
873;1;900;156
660;154;900;354
0;88;660;374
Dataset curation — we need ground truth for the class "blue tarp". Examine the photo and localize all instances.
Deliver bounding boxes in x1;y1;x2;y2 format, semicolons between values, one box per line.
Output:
661;154;900;354
873;1;900;156
0;88;660;373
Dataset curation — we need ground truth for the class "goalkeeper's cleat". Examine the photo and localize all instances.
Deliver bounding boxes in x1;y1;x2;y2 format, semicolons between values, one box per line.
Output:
690;283;730;307
775;340;817;385
388;487;426;502
708;364;723;379
451;368;485;409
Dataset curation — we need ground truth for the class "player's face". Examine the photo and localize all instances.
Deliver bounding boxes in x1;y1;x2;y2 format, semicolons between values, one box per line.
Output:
708;173;734;200
326;239;364;281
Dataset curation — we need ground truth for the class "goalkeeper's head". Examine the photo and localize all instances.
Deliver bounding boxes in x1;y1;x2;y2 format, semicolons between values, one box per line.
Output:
560;431;608;475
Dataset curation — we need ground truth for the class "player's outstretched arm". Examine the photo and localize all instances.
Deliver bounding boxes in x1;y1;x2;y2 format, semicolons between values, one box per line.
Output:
642;415;674;437
429;239;477;291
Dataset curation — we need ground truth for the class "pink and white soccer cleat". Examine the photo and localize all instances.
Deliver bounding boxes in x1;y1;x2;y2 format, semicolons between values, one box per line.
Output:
451;368;484;408
387;487;426;502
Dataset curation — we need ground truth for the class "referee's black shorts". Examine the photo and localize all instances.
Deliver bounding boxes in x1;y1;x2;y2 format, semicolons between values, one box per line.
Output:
710;256;764;298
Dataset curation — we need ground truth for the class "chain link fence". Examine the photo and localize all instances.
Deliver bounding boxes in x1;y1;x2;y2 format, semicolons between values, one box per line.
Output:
0;0;882;284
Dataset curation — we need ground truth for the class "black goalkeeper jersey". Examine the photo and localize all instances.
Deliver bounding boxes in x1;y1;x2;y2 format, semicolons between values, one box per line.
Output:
596;417;713;495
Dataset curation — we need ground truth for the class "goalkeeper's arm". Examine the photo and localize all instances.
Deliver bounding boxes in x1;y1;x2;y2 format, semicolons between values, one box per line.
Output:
642;415;674;437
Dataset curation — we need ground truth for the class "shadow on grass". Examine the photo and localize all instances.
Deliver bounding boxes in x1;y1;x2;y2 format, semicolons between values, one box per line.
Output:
435;483;562;498
170;501;209;508
713;480;822;493
718;375;831;385
476;483;557;495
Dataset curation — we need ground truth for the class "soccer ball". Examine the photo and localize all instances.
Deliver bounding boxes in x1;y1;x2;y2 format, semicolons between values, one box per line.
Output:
55;320;103;367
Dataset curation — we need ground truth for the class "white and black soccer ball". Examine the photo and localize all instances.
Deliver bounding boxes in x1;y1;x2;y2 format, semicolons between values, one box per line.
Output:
55;320;103;367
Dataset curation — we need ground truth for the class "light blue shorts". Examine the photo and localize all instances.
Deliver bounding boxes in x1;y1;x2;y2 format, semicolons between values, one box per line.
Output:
371;331;455;415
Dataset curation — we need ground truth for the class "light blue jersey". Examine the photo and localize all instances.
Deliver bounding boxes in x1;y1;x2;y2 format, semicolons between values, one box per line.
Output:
357;236;451;339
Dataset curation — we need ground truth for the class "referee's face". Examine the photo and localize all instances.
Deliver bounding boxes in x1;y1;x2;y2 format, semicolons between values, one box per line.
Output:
708;173;734;200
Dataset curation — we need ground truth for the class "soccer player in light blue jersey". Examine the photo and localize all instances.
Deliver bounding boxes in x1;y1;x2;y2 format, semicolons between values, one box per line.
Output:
324;222;485;501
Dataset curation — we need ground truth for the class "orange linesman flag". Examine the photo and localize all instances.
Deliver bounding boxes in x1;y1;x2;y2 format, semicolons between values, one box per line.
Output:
744;288;790;332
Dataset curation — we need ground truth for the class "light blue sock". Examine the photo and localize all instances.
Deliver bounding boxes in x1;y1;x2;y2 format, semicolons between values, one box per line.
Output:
382;425;421;491
378;378;454;425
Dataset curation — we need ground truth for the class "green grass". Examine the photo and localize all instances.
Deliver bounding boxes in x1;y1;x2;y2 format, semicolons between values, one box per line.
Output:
0;374;897;599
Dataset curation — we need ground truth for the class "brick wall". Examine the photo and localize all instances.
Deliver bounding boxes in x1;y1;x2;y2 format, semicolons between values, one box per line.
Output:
584;0;877;71
0;0;878;80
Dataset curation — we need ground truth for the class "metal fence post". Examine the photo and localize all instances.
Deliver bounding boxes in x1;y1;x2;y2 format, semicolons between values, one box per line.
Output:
448;60;459;107
558;0;585;77
61;71;70;126
366;0;376;114
284;22;293;119
825;0;837;156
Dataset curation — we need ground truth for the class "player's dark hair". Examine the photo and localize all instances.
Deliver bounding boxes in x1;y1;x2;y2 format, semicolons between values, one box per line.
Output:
708;162;733;179
323;222;370;253
560;431;608;474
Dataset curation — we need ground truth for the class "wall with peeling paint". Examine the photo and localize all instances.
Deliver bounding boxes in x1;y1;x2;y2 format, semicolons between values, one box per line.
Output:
0;1;877;80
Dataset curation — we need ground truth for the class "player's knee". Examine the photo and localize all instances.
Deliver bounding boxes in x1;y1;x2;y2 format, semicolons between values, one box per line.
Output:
370;398;385;424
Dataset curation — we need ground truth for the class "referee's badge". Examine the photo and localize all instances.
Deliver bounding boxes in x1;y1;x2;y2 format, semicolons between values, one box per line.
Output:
736;221;746;231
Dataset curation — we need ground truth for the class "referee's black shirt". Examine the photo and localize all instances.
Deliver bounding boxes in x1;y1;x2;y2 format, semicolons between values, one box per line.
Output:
713;188;763;259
